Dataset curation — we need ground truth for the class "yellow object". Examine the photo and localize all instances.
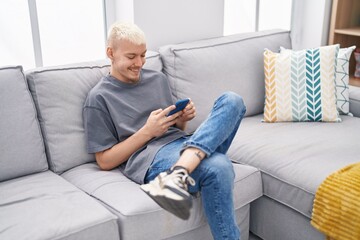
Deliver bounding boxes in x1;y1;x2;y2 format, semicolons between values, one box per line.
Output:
311;163;360;240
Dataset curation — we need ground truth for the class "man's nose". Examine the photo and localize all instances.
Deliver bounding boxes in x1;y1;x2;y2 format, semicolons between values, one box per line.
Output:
134;56;143;66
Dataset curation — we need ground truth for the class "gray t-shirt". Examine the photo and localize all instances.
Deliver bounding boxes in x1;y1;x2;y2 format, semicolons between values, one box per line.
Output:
83;69;186;183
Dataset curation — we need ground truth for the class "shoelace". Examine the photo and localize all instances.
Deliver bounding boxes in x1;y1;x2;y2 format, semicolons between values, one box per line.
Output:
160;168;196;190
177;173;195;190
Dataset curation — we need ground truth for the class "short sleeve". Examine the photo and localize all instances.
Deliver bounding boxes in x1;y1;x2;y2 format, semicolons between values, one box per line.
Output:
83;106;118;153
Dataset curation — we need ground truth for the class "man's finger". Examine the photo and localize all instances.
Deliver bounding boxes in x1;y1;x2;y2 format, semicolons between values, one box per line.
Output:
151;108;163;116
161;105;176;117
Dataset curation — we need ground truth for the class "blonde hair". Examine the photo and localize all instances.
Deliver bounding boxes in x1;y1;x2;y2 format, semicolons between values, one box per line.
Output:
107;22;146;46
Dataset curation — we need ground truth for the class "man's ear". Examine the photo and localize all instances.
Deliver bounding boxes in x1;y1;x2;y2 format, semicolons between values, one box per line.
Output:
106;47;114;60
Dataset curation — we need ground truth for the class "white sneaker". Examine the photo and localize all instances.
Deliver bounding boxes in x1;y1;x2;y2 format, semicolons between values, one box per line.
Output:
140;166;196;220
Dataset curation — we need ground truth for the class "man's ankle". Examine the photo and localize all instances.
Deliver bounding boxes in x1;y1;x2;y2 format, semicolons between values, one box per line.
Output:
171;165;189;174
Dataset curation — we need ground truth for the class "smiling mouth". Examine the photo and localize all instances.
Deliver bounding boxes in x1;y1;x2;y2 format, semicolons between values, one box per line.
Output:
129;68;140;74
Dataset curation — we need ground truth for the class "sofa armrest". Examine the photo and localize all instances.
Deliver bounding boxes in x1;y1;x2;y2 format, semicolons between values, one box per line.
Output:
349;85;360;117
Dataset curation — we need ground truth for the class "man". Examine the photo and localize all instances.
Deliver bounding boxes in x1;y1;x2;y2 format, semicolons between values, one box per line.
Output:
83;22;246;240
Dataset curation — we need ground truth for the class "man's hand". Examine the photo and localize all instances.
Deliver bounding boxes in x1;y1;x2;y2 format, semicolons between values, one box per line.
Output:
176;100;196;130
95;105;180;170
142;105;182;138
95;103;188;171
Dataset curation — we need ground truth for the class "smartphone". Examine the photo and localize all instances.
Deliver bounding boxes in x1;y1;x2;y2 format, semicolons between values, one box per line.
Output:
167;98;190;116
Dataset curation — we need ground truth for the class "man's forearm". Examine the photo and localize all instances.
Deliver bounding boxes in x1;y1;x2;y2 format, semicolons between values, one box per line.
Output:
95;127;153;170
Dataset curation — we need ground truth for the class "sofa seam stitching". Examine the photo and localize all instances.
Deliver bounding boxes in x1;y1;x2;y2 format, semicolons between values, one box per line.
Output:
170;30;289;52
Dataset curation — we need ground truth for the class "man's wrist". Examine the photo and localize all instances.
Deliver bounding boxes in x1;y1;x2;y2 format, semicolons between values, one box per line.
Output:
138;126;154;141
175;120;187;131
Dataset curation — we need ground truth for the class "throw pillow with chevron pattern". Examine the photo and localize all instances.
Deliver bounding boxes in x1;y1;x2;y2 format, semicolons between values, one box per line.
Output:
281;45;356;116
334;46;356;115
263;44;341;122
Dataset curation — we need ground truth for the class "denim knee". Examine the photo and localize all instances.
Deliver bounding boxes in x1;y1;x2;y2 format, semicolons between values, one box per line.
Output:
205;153;235;185
219;91;246;115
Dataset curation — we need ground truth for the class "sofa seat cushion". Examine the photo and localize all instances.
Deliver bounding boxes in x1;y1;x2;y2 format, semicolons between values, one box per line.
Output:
0;66;47;182
228;114;360;219
61;162;262;240
0;171;119;240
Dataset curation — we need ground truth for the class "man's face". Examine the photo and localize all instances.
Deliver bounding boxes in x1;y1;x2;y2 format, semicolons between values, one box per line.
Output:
107;39;147;83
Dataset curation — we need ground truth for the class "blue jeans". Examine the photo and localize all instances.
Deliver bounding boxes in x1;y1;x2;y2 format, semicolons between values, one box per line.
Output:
144;91;246;240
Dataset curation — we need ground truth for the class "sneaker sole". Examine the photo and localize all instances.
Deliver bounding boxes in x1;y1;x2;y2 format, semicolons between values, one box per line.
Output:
140;184;192;220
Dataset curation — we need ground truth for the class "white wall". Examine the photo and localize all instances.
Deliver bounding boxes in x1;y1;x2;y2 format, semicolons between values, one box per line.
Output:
133;0;224;50
109;0;332;51
224;0;257;35
291;0;332;50
115;0;134;23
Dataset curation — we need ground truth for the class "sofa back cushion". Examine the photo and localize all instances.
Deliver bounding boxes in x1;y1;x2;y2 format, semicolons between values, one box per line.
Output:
26;51;162;174
0;66;48;181
159;29;292;132
144;51;163;72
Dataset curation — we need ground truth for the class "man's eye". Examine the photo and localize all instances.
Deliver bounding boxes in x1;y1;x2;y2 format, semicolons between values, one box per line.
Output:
127;56;135;60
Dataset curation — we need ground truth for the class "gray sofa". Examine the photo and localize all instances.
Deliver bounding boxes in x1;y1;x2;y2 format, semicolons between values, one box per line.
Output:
1;29;359;240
